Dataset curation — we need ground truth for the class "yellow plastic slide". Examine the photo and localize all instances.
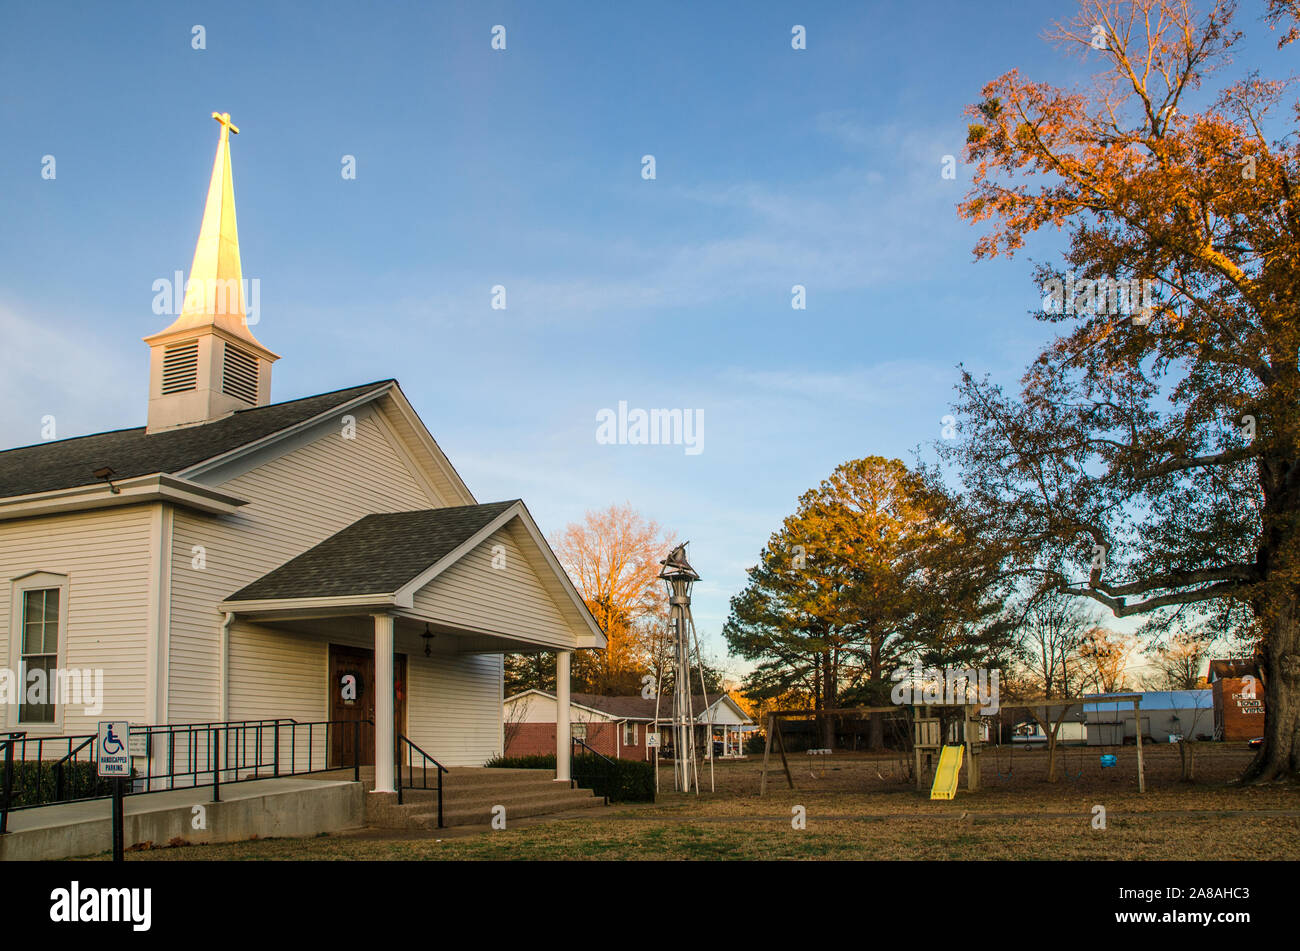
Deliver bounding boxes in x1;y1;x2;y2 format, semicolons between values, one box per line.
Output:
929;744;965;800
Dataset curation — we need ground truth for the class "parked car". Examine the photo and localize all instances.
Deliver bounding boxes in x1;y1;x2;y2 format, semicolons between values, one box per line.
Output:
1249;737;1263;749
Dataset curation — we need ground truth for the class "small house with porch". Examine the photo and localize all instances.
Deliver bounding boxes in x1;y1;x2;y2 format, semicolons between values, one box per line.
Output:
504;689;754;761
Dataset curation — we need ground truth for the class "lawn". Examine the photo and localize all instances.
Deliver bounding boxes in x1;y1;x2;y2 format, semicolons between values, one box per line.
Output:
108;745;1300;861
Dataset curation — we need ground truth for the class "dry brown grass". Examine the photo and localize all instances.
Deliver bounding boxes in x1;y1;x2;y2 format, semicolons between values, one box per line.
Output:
112;745;1300;861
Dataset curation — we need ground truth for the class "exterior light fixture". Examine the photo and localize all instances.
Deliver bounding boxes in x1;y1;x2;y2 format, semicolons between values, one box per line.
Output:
93;467;121;494
422;623;435;657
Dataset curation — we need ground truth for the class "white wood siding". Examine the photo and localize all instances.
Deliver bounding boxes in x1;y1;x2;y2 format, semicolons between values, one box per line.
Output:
407;651;503;766
225;621;503;768
699;700;750;725
168;405;439;723
412;523;574;648
0;506;155;737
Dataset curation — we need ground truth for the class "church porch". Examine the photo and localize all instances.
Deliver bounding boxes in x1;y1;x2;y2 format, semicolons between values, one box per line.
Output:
218;500;606;793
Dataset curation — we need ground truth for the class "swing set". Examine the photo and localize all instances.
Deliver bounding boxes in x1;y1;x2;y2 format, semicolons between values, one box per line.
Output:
758;693;1149;797
757;705;913;794
987;693;1147;792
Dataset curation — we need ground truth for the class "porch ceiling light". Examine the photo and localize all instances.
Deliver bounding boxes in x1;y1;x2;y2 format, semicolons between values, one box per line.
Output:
422;623;435;657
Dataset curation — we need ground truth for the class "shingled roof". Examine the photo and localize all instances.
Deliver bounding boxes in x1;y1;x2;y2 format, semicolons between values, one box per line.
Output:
0;381;393;499
525;692;750;723
227;501;519;602
1208;658;1261;682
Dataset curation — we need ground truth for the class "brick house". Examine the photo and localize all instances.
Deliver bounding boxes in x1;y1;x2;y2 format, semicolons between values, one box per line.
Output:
1209;659;1266;741
504;690;754;761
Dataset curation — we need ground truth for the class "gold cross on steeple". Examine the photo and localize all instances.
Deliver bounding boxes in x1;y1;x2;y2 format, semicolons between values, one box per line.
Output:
211;111;239;135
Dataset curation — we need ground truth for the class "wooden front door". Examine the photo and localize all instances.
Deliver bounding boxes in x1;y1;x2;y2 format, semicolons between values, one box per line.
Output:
328;644;406;768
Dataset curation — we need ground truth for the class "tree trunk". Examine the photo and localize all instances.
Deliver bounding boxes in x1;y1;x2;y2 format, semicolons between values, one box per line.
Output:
869;712;885;751
1034;705;1070;783
1242;591;1300;783
868;650;885;751
821;651;836;751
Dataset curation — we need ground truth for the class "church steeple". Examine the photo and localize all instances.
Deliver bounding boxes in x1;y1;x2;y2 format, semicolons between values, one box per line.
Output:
144;112;279;433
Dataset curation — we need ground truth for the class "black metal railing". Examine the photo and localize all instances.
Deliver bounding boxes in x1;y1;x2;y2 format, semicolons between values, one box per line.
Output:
396;734;447;828
571;737;616;804
0;731;23;834
0;718;377;832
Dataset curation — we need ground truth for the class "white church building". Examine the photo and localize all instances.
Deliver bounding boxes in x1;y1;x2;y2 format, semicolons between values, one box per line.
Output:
0;113;605;796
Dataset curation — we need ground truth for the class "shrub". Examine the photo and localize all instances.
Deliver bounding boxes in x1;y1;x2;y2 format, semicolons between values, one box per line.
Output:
486;752;654;803
573;755;654;803
2;760;127;808
485;753;556;770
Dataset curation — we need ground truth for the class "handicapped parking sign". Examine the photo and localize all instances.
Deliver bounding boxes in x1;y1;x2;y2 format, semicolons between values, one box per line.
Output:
97;721;131;777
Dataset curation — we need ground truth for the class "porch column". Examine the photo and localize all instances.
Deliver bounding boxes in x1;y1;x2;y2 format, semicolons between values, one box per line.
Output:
556;649;572;782
373;613;395;794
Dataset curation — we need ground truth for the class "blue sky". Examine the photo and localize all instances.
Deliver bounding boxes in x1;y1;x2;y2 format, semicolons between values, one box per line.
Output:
0;2;1287;680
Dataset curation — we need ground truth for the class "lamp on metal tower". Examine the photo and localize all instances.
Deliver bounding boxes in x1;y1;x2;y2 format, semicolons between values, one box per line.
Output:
659;542;701;793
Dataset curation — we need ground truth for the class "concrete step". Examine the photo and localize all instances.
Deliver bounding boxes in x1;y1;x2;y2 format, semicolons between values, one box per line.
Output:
318;765;607;831
399;793;606;830
399;779;570;803
366;781;602;829
340;766;560;788
367;784;599;818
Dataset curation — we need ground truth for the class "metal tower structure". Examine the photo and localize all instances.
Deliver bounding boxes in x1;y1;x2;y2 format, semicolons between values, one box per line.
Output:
653;542;714;794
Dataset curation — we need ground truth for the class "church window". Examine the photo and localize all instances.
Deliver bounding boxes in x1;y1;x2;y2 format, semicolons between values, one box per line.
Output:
19;587;61;724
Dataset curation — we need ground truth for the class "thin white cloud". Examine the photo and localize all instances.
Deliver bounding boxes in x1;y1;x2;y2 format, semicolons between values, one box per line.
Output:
386;118;971;329
720;360;952;408
0;302;138;448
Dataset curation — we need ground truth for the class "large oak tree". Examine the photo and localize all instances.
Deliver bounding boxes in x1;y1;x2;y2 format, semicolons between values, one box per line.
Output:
947;0;1300;780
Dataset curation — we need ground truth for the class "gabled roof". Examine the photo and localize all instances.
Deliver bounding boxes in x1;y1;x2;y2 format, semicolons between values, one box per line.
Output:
0;381;392;499
1083;690;1212;710
222;499;607;649
229;501;518;601
1208;659;1260;682
504;689;624;721
509;691;753;724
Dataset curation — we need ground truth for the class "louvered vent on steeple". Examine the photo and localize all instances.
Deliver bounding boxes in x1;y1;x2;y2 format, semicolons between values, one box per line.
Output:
161;341;200;394
222;343;259;404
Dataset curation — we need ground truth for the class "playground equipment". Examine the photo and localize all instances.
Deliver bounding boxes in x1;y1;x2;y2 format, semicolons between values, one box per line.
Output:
757;703;985;796
994;694;1145;791
929;744;964;800
758;705;911;794
912;705;983;795
757;693;1149;796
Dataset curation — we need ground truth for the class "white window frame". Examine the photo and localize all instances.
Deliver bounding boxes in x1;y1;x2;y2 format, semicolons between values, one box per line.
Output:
8;571;69;734
623;721;637;745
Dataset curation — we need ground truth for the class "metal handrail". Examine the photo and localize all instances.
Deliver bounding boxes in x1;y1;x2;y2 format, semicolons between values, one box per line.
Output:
571;737;616;804
0;718;376;816
53;735;96;802
0;733;22;834
396;734;447;828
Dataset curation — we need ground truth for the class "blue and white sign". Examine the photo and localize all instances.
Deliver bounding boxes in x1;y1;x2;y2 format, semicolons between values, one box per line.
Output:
97;721;131;777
